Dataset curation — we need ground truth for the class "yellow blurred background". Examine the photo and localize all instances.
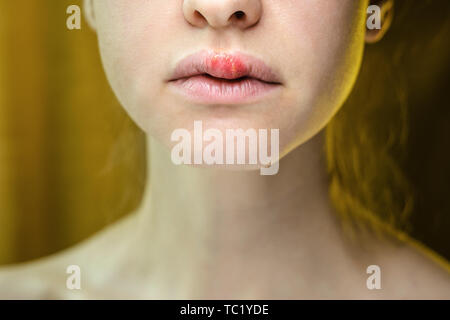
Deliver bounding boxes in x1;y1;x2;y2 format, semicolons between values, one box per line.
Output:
0;0;145;265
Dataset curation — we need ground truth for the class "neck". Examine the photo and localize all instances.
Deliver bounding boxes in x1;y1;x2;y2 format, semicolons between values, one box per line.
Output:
126;128;352;298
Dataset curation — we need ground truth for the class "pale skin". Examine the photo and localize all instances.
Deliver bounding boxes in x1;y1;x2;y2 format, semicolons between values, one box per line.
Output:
1;0;449;299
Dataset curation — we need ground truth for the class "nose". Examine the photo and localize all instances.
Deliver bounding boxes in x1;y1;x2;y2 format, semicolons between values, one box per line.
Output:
183;0;262;30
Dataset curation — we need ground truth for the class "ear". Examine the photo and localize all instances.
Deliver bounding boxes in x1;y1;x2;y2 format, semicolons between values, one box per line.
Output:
83;0;96;31
365;0;394;44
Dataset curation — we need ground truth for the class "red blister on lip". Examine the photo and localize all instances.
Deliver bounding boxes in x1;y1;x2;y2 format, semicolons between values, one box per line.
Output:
168;50;282;104
207;53;248;79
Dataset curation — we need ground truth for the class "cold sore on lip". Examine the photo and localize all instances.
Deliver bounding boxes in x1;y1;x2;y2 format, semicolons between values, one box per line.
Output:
208;53;248;79
168;50;283;104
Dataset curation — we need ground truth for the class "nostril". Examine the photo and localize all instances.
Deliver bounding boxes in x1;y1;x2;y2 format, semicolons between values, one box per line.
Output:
194;10;206;22
234;11;246;20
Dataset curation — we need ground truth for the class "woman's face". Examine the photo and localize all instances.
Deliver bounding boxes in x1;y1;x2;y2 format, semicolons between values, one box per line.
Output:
88;0;369;162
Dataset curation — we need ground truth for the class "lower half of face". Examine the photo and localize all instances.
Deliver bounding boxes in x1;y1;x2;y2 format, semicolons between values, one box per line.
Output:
93;0;368;166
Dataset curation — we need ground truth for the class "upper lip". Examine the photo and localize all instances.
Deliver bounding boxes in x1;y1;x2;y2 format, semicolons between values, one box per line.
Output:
168;50;283;84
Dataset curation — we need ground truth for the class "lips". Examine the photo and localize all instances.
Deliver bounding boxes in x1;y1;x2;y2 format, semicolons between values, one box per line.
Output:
168;50;283;104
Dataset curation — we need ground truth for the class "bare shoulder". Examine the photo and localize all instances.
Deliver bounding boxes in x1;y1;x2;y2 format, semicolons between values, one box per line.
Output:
0;213;138;299
356;231;450;299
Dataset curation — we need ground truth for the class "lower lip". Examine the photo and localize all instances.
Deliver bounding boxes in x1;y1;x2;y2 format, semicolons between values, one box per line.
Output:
169;75;281;104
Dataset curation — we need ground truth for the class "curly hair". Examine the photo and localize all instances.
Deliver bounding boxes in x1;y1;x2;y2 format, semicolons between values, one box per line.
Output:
326;0;450;248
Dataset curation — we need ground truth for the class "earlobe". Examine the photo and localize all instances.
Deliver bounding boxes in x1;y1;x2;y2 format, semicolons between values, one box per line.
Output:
365;0;394;44
83;0;97;31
